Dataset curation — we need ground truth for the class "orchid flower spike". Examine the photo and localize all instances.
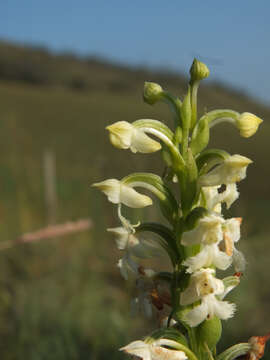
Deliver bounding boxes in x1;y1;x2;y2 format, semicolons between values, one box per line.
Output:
106;121;161;153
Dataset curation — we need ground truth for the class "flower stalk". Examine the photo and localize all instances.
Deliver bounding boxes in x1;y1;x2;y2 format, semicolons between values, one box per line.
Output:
93;59;264;360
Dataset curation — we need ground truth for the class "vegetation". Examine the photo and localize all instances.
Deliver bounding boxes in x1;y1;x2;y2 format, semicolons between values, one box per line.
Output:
0;40;269;359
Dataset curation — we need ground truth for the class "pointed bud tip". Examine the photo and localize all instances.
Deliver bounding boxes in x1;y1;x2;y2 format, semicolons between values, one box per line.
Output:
190;58;210;82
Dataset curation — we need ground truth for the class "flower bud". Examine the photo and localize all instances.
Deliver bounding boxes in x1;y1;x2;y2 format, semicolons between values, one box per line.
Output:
189;59;210;82
92;179;153;208
106;121;161;153
143;82;164;105
236;112;263;138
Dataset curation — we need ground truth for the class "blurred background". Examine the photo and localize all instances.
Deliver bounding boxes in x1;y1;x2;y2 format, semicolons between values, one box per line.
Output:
0;1;269;359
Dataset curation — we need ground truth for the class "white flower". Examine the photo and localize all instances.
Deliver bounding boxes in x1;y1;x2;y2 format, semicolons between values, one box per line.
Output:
183;244;231;273
182;213;224;246
236;112;263;138
180;269;236;327
108;210;162;280
198;155;252;186
223;218;246;272
106;121;161;153
117;255;139;280
120;338;187;360
92;179;153;208
202;183;239;212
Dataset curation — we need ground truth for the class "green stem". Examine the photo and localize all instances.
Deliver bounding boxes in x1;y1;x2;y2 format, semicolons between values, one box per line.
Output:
199;109;239;127
190;80;199;130
162;92;182;128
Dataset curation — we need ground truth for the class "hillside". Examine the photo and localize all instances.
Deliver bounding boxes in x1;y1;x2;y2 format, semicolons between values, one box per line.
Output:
0;40;269;359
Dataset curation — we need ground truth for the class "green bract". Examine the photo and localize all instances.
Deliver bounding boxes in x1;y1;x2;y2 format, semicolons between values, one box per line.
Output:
93;59;263;360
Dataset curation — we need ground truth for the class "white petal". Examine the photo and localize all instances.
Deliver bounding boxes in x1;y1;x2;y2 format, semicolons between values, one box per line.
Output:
106;121;133;149
153;340;187;360
201;186;220;211
182;214;224;247
92;179;120;203
131;128;161;153
233;248;246;272
212;245;232;270
180;276;201;305
120;184;153;208
205;295;236;320
221;183;239;209
118;254;139;280
183;244;231;273
107;226;129;250
151;346;187;360
199;155;252;186
183;246;213;273
120;341;151;360
184;301;209;327
224;218;241;243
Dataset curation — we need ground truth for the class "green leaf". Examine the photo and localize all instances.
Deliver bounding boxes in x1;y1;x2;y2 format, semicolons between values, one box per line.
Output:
216;343;251;360
190;117;210;155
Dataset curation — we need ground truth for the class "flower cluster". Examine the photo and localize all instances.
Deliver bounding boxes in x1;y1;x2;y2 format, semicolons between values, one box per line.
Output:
93;59;263;360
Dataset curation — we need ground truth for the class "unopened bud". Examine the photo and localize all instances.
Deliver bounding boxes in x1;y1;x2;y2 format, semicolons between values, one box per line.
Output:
190;59;210;82
143;82;164;105
236;112;263;138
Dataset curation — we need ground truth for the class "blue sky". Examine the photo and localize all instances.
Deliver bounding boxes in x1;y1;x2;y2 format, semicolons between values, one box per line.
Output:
0;1;269;104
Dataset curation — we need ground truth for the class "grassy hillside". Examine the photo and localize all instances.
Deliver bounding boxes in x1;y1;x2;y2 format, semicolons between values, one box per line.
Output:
0;41;269;359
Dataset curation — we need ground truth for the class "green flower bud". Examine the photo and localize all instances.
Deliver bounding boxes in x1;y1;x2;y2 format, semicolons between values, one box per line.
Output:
235;112;263;138
190;59;210;82
197;316;222;351
143;82;164;105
